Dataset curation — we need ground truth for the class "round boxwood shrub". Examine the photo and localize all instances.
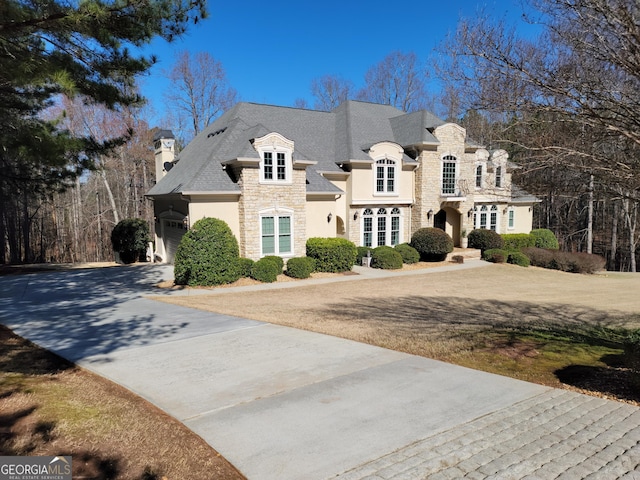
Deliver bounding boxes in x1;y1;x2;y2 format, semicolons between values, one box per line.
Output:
507;251;530;267
530;228;560;250
262;255;284;273
483;248;507;263
410;228;454;261
467;229;504;253
250;257;280;283
306;237;357;272
238;258;255;278
285;257;316;279
370;246;403;270
174;217;241;286
111;218;150;264
394;243;420;264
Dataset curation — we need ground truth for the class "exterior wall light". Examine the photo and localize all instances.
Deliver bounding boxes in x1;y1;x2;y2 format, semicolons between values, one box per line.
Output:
353;211;358;220
327;213;332;223
427;209;433;219
467;208;474;217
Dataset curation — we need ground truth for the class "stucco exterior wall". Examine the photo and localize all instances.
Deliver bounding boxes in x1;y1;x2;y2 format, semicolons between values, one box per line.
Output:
306;197;338;239
188;195;240;236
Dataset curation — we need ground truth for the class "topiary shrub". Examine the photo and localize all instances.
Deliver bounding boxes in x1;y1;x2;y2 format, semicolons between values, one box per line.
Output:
507;251;530;267
394;243;420;264
262;255;284;273
468;229;504;253
250;257;280;283
501;233;536;251
530;228;559;250
370;246;403;270
306;237;357;272
111;218;150;264
174;217;241;286
238;258;254;278
410;228;454;261
483;248;507;263
285;257;316;279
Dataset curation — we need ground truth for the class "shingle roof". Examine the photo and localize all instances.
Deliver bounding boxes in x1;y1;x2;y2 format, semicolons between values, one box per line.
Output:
148;101;451;196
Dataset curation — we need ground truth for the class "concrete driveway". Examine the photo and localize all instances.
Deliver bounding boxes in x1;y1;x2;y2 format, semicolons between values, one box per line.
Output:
1;264;638;479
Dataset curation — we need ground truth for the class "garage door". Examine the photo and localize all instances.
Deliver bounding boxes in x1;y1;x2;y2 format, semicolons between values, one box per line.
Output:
163;219;186;264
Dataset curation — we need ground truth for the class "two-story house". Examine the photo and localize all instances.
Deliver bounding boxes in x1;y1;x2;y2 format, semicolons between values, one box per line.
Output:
147;101;537;263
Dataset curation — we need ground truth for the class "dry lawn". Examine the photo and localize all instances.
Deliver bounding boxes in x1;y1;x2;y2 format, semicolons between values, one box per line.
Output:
154;263;640;404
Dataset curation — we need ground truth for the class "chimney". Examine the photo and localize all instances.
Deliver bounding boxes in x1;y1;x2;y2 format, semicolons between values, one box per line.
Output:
153;129;175;182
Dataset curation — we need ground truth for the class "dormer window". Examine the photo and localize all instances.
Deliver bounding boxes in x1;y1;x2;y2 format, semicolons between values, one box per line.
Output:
495;165;503;188
375;159;396;194
253;132;294;184
263;151;287;181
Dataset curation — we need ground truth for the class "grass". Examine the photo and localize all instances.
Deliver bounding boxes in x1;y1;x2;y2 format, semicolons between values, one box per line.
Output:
0;324;245;480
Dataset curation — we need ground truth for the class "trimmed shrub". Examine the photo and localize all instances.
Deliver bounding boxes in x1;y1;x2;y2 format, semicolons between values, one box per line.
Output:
394;243;420;264
262;255;284;273
306;237;357;272
250;257;280;283
530;228;559;250
370;246;403;270
238;258;255;278
410;228;454;261
174;218;241;286
507;251;530;267
285;257;316;279
483;248;507;263
467;229;504;253
501;233;536;251
111;218;150;264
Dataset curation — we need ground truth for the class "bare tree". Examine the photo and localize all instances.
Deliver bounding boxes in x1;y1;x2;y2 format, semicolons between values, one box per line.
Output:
356;51;429;112
164;51;237;142
310;75;354;111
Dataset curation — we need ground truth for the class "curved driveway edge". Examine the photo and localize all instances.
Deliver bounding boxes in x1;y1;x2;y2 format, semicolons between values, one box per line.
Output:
1;264;639;479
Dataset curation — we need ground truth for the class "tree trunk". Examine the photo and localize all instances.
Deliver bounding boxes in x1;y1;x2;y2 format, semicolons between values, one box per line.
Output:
587;174;593;254
611;202;618;271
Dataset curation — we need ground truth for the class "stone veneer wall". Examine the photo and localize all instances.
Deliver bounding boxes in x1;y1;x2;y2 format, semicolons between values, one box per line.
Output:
238;167;307;260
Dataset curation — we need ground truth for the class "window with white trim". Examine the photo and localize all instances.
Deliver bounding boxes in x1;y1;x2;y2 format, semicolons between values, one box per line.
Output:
361;207;402;247
508;208;515;229
479;205;488;229
261;214;292;256
442;155;457;195
375;159;396;194
490;205;498;231
254;132;294;184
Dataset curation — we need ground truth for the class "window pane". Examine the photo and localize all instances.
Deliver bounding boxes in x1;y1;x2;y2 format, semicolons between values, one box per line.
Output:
387;166;395;192
277;152;286;180
377;216;386;246
442;161;456;194
490;212;497;231
476;165;482;188
508;210;515;228
480;213;487;229
278;216;291;253
376;166;384;192
495;166;502;187
263;152;273;179
261;216;275;254
391;215;400;246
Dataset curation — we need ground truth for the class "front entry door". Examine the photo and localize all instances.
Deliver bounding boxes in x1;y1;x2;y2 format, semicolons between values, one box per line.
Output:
434;209;446;231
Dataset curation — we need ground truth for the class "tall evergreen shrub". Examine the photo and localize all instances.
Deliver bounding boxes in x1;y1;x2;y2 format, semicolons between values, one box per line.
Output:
174;218;240;286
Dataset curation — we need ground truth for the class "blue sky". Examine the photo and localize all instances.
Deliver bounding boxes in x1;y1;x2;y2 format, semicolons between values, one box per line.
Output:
140;0;535;125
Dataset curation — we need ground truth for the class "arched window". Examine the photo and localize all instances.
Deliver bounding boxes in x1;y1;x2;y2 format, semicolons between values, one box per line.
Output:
479;205;488;229
495;166;503;188
360;207;403;247
490;205;498;231
475;164;483;188
375;159;396;193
